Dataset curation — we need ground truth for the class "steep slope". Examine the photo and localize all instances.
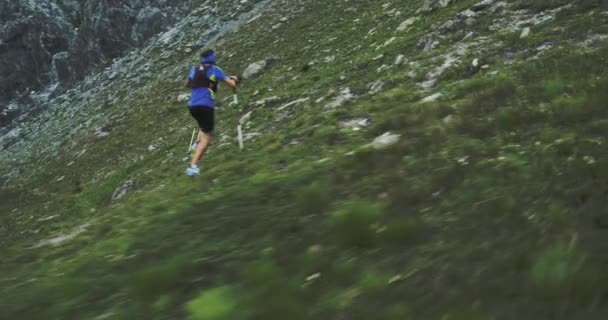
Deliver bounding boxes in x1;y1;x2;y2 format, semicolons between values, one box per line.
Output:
1;0;608;319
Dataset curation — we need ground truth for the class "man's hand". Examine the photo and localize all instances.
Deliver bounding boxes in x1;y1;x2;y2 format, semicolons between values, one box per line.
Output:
225;76;239;89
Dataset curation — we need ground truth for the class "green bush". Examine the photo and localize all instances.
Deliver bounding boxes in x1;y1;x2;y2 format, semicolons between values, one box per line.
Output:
313;125;343;145
378;219;421;246
383;305;411;320
240;260;307;320
530;243;585;291
186;286;239;320
548;96;587;124
130;256;194;301
297;180;332;215
542;78;565;100
330;200;384;247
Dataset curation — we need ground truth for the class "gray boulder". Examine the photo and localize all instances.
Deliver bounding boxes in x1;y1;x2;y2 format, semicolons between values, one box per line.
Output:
419;0;455;13
242;56;279;80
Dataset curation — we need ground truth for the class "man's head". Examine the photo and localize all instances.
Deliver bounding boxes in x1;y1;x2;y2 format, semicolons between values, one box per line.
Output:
200;50;216;65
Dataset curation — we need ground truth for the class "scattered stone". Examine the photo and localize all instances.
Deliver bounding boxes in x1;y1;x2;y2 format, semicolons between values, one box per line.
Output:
372;54;384;61
458;9;477;19
38;215;58;222
177;93;191;102
243;132;262;141
439;19;465;34
419;0;454;14
306;273;321;282
442;114;455;124
367;132;401;150
33;223;91;248
520;27;531;38
417;34;439;52
307;244;323;253
368;80;385;94
396;17;420;32
325;88;355;109
253;96;281;107
389;275;404;284
276;97;310;112
471;0;496;12
94;127;110;138
377;65;390;73
395;54;406;65
339;118;371;131
111;179;137;202
378;37;397;49
243;59;271;80
421;92;444;103
239;111;253;125
324;55;336;63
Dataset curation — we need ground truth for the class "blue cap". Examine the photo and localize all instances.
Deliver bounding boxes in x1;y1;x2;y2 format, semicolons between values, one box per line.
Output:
201;51;216;64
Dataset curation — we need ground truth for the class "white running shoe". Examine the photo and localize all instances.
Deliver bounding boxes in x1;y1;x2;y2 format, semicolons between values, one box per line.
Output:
185;165;200;176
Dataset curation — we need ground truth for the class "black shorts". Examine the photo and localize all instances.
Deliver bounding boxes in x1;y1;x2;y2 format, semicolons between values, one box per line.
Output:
189;106;214;133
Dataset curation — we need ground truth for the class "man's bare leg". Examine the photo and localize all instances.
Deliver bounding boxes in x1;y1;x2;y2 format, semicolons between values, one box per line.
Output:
190;131;211;167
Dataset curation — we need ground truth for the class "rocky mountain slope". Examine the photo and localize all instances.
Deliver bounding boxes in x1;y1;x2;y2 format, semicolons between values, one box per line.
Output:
1;0;608;319
0;0;215;127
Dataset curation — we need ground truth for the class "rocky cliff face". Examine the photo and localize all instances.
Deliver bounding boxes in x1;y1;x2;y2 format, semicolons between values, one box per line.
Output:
0;0;200;127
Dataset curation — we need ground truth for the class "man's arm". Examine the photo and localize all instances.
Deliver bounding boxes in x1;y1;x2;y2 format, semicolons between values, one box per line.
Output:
223;76;239;89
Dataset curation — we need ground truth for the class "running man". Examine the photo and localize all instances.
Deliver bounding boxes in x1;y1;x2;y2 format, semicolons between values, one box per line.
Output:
185;49;238;176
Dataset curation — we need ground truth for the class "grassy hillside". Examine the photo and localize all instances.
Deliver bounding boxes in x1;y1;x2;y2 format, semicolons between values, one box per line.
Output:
2;0;608;319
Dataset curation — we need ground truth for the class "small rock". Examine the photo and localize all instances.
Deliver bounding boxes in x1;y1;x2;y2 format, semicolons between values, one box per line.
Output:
368;80;385;94
472;58;480;68
368;132;401;150
395;54;406;65
396;17;420;32
417;34;439;52
324;55;336;63
520;27;530;38
372;54;384;61
177;93;191;102
307;244;323;253
276;97;310;112
421;92;444;103
243;59;270;80
439;19;464;34
471;0;496;11
442;114;455;124
253;96;281;107
458;9;477;18
111;179;137;202
243;132;262;141
419;0;454;13
94;127;110;138
306;273;321;282
239;111;253;125
325;88;355;109
339;118;371;131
